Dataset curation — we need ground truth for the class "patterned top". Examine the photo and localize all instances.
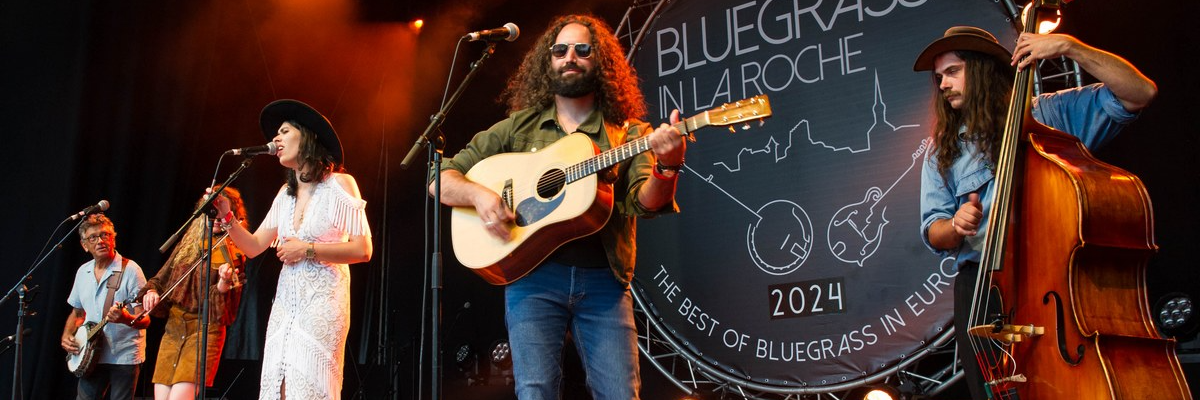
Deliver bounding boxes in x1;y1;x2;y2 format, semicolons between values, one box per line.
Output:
256;174;370;400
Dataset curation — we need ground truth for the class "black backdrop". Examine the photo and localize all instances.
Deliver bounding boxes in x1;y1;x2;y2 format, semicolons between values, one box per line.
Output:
1;0;1197;399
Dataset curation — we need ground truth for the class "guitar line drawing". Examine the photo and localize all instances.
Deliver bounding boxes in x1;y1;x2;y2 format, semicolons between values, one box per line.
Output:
688;164;815;276
679;71;923;275
827;137;931;267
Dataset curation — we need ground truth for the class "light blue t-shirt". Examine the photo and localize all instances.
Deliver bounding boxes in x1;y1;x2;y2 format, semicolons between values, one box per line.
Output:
919;83;1138;268
66;252;147;365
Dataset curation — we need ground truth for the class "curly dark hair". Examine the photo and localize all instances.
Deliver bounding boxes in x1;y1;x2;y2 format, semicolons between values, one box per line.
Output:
285;119;344;196
931;50;1015;177
501;14;647;124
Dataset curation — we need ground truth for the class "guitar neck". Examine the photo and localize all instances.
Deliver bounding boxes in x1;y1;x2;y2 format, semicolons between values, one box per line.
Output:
565;117;706;184
88;301;128;336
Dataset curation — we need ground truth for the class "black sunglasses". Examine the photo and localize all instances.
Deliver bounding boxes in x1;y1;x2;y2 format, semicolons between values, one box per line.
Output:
549;43;592;59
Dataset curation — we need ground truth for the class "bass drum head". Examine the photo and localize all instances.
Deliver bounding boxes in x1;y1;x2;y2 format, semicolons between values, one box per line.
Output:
630;0;1014;392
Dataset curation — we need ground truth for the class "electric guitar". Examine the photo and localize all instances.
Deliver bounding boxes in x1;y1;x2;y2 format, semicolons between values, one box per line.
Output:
451;95;772;285
65;301;131;377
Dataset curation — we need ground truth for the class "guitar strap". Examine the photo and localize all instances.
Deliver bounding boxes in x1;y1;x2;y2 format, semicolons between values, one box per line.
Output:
102;256;129;312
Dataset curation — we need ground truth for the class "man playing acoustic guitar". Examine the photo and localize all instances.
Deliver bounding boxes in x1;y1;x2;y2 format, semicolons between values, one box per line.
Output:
431;14;686;399
62;213;149;400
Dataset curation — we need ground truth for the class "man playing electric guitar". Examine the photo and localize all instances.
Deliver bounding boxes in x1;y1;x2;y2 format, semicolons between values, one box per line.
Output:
61;213;149;400
430;14;686;399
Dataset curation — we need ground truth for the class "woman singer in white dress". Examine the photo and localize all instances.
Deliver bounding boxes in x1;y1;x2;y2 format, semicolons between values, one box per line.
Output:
213;99;372;399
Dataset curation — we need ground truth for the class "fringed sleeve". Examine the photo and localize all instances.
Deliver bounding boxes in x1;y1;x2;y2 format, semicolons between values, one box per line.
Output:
260;187;287;247
330;179;372;239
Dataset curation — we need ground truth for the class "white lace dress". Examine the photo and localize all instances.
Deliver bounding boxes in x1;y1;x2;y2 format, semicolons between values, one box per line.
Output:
257;175;371;400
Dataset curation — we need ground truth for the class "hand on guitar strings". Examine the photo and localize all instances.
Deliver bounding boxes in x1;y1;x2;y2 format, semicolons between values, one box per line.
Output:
476;191;516;242
61;334;80;355
648;109;686;166
1011;33;1078;72
105;303;138;326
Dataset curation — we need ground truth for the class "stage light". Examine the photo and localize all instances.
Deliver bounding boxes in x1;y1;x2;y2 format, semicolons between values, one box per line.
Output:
1020;3;1061;34
1155;292;1197;339
411;19;424;30
846;384;902;400
453;343;480;384
487;340;514;385
864;388;895;400
490;340;512;368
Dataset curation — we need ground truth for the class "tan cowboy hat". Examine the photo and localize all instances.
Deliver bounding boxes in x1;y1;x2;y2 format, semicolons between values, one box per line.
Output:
259;99;344;164
913;26;1012;71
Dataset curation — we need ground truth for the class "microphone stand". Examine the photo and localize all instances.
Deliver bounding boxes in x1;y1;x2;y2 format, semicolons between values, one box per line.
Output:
2;217;85;400
158;157;254;400
399;40;498;400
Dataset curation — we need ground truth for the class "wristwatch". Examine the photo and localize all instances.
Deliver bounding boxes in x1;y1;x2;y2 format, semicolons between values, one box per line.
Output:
655;160;683;175
305;242;316;260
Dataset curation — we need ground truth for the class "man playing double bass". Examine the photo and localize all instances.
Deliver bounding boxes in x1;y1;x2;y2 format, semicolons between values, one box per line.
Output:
913;26;1156;400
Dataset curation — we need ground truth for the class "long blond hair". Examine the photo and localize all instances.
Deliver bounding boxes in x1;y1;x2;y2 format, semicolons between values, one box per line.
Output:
174;187;248;264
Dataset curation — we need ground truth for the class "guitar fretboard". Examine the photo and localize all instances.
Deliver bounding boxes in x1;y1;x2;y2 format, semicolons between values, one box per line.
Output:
564;116;706;183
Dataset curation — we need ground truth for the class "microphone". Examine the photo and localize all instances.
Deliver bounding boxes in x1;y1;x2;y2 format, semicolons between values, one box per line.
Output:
0;328;32;344
225;142;278;157
465;23;519;42
69;200;110;221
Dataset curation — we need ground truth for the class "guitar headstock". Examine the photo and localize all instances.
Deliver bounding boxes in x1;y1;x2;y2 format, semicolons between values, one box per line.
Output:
706;95;772;133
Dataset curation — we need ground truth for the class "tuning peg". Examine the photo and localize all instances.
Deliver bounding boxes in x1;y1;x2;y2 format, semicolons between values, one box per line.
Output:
727;126;736;133
741;123;751;130
758;118;766;127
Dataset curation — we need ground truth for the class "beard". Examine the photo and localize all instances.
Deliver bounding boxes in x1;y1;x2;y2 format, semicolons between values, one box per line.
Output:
550;62;599;98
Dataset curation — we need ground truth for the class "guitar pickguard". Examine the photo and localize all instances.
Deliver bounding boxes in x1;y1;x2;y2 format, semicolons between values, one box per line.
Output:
515;192;565;227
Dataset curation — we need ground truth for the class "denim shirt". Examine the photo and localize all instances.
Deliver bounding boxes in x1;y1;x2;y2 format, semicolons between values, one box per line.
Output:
919;84;1138;268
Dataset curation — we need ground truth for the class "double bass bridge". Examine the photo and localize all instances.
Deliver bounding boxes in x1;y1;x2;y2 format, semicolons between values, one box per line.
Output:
968;323;1044;344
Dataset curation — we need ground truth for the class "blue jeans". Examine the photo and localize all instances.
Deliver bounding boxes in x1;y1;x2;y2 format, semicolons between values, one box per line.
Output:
505;262;640;400
77;363;140;400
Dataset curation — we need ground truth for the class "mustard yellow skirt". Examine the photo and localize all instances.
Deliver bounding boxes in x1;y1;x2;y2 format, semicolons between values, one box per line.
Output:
152;304;226;386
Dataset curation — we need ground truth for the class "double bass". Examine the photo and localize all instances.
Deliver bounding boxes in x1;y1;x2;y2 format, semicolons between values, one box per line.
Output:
968;1;1192;398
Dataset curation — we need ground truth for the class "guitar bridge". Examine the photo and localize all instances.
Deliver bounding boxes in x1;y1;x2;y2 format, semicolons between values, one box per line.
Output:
503;179;513;213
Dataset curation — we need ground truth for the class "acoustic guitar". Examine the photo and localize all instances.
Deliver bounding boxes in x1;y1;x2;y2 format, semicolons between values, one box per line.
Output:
451;95;772;285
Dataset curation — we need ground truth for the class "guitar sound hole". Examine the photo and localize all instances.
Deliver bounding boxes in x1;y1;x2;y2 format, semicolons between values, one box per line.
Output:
537;169;567;199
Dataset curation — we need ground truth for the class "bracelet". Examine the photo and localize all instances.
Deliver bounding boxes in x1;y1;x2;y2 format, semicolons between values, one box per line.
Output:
218;211;235;231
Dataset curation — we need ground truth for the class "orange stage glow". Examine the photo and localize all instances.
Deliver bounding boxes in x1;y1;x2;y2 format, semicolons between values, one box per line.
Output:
412;19;424;30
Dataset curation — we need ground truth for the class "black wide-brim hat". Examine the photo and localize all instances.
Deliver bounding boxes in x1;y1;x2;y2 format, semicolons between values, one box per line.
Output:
913;26;1012;71
259;99;344;164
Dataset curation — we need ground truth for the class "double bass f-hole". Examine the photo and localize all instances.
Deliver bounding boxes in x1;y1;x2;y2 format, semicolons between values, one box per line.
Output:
1042;291;1083;365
